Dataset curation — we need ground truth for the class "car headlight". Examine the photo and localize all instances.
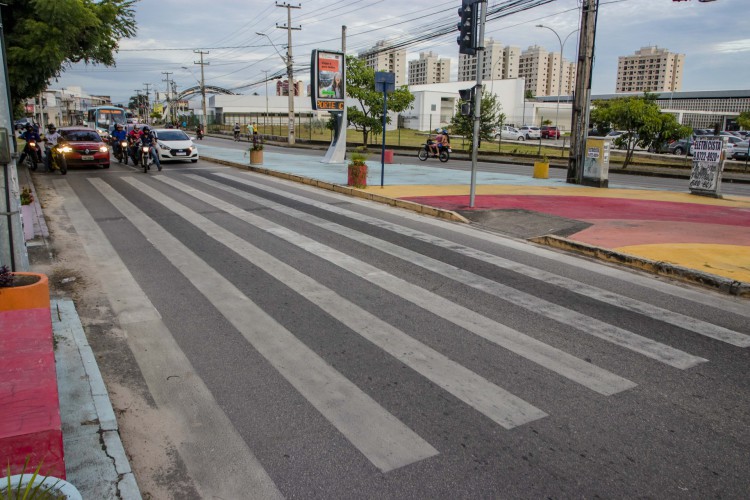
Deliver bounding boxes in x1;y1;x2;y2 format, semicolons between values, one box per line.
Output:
99;146;109;153
58;146;72;153
187;147;193;153
159;142;170;150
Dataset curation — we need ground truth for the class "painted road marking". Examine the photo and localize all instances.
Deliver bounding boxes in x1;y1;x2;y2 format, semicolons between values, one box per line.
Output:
93;178;439;473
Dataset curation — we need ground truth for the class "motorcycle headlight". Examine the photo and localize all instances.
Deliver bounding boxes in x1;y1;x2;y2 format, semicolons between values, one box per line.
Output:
121;141;128;147
58;146;73;153
99;146;109;153
142;146;150;153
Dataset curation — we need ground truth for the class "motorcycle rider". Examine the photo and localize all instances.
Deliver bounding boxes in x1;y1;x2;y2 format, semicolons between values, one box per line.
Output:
127;124;144;165
429;128;444;157
18;124;42;166
111;123;128;163
139;126;161;171
196;125;204;140
42;124;62;172
233;123;241;141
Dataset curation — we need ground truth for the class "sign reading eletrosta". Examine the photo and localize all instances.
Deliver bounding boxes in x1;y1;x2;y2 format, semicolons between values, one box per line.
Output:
689;137;726;198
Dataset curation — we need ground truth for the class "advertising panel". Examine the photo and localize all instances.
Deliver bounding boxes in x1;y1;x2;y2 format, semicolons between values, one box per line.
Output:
311;50;345;111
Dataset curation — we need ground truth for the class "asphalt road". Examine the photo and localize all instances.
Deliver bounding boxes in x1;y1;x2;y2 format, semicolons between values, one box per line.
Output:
30;156;750;498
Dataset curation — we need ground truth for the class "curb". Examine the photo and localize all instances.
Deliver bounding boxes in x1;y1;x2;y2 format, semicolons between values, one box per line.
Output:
203;156;470;224
530;235;750;297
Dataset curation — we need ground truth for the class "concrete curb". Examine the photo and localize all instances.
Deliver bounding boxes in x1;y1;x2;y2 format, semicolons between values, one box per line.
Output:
530;235;750;297
203;155;471;224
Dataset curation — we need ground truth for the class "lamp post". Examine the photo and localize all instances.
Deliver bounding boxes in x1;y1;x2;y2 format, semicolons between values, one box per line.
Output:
262;69;270;132
257;32;295;145
536;25;578;133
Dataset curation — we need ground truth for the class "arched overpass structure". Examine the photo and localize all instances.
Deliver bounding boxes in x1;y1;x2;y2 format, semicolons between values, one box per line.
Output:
176;85;236;101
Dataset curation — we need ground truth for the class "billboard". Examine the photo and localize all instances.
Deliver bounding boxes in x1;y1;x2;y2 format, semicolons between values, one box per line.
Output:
310;49;345;111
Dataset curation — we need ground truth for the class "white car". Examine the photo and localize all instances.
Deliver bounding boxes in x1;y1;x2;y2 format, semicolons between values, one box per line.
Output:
154;129;199;163
495;125;525;141
518;126;541;139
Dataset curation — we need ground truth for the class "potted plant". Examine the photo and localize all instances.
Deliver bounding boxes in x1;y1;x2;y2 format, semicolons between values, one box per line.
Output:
249;136;264;165
0;265;49;312
20;187;34;241
347;151;368;188
2;459;82;500
533;154;549;179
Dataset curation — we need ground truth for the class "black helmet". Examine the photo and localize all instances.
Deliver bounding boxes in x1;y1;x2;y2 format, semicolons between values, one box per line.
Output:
49;125;56;132
142;126;150;132
25;124;33;130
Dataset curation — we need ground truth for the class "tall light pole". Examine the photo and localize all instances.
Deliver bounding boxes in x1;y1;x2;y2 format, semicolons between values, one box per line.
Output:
536;25;578;131
262;69;270;131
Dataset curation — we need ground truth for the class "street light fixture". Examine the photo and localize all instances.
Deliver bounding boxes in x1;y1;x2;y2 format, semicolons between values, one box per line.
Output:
536;24;579;133
257;31;295;145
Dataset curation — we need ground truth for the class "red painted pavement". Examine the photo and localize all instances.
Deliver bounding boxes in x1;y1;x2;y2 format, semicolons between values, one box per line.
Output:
571;220;750;248
403;195;750;227
0;308;65;479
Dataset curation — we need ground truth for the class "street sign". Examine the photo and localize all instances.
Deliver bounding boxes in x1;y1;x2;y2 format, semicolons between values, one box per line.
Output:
375;72;395;94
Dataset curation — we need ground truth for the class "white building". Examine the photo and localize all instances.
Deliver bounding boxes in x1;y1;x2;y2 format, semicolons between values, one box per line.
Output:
358;40;407;87
518;45;576;97
616;46;685;93
400;79;527;131
408;52;451;86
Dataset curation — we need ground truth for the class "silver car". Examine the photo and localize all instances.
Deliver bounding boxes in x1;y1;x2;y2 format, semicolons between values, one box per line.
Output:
518;126;541;139
495;125;525;141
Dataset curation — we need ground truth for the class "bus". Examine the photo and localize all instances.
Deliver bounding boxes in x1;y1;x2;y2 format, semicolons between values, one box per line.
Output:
86;106;127;139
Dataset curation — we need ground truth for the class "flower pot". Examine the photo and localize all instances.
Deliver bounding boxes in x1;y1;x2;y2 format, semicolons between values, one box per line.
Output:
250;149;263;165
1;474;82;500
347;163;367;188
21;204;34;241
0;272;49;311
533;161;549;179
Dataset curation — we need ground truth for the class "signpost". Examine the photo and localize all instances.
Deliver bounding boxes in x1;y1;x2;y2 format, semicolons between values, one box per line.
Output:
689;136;727;198
311;49;347;163
375;72;395;187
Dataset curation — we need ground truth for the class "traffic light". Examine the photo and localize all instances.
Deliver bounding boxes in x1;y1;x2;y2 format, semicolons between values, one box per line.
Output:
457;0;480;56
458;87;474;116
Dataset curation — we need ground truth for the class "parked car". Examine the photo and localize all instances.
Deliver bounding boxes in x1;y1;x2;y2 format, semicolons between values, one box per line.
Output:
14;117;35;131
733;142;749;160
154;128;199;163
668;138;692;156
540;126;560;139
494;125;525;141
57;127;110;169
518;126;541;139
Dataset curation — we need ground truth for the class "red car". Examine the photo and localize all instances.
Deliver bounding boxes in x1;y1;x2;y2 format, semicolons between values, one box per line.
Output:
540;126;561;139
57;127;110;169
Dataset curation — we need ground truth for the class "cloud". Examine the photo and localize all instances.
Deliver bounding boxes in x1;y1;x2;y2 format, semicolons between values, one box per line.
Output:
712;39;750;54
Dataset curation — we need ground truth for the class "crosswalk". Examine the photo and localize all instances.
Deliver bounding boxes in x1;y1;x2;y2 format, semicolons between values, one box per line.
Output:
55;169;750;490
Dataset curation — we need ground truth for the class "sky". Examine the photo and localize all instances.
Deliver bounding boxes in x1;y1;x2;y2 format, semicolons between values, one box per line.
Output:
54;0;749;106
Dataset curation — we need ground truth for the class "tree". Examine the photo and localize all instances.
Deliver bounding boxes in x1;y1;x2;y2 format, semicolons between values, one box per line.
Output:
524;90;535;100
589;93;690;168
737;111;750;131
345;56;414;146
450;86;505;150
5;0;138;110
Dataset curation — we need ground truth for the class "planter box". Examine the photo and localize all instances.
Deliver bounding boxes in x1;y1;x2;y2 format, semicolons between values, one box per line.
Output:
250;149;263;165
0;272;49;312
533;161;549;179
347;164;367;188
21;204;34;241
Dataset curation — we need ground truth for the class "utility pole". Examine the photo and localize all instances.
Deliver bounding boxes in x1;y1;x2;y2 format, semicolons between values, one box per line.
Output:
143;83;151;124
567;0;599;184
194;50;209;132
134;90;143;121
162;71;173;125
276;2;301;146
262;69;270;131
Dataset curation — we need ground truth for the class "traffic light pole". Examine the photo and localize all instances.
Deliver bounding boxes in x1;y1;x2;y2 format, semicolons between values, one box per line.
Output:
468;1;487;208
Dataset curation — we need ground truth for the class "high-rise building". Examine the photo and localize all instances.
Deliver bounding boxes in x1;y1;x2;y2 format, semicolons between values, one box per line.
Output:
408;51;451;85
276;79;304;96
457;39;520;82
517;45;575;97
616;46;684;93
358;40;407;87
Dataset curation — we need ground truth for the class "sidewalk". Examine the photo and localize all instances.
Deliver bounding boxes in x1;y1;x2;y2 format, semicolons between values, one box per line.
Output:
200;144;750;296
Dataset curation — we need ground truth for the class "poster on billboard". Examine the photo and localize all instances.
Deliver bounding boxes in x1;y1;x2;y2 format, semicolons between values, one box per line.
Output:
311;49;345;111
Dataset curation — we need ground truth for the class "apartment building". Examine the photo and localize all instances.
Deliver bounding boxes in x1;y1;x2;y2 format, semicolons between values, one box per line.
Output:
408;51;451;85
457;39;520;82
616;46;685;93
518;45;576;97
358;40;407;87
276;79;305;97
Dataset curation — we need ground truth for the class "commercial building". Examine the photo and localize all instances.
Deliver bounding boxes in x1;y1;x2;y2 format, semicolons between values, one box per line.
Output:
518;45;576;97
21;86;111;128
457;39;520;82
408;52;451;86
616;46;684;93
358;40;407;87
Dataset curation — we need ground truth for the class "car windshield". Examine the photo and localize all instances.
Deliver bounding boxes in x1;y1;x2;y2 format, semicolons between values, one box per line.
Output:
62;130;102;142
157;130;189;141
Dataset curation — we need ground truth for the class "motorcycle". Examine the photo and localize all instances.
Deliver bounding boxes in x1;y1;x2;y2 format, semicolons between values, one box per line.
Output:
49;143;69;175
417;142;450;163
112;138;128;165
196;128;204;140
233;129;240;141
22;139;41;171
140;143;152;173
